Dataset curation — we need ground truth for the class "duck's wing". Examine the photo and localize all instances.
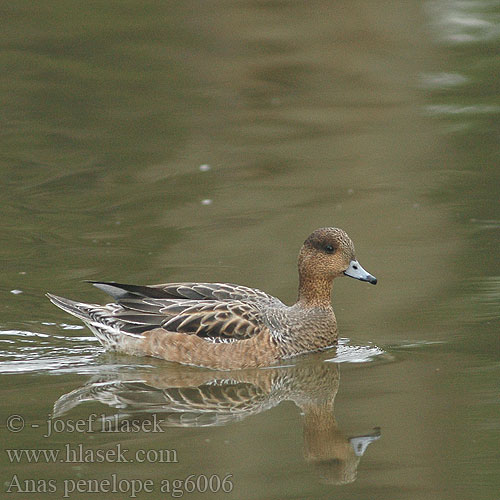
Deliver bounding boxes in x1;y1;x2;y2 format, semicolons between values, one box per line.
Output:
91;281;277;304
90;281;283;341
116;298;269;340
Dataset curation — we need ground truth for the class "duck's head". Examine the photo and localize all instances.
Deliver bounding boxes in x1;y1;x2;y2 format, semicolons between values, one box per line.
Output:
298;227;377;285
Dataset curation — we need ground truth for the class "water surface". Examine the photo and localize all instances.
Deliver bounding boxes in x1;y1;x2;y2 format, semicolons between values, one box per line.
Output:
0;1;499;499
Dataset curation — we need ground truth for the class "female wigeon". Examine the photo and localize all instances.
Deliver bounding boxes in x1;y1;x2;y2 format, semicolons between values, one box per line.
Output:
47;227;376;369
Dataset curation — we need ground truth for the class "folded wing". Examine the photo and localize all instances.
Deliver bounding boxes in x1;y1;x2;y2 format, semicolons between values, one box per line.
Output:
90;281;282;342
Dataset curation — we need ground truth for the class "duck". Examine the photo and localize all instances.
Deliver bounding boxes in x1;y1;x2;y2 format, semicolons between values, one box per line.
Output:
47;227;377;369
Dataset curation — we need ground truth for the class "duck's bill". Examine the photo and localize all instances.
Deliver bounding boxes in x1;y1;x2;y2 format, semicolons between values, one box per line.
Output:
344;260;377;285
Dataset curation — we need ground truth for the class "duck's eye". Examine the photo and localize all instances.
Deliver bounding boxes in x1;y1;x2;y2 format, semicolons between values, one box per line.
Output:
324;245;335;254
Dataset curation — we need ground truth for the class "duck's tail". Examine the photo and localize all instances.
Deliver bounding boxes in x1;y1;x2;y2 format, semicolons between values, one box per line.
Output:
46;293;143;350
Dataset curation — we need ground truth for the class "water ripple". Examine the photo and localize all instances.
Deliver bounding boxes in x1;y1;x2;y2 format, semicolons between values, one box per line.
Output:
326;338;387;363
428;0;500;44
0;328;101;374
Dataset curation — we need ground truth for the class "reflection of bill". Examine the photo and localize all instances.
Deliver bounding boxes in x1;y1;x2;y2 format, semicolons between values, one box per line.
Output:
304;417;381;484
53;351;380;485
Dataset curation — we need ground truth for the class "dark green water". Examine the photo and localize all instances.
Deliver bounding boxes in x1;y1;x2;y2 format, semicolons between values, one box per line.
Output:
1;1;499;499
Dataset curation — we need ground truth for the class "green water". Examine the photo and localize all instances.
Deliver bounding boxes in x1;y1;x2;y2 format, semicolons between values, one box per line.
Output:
1;1;499;499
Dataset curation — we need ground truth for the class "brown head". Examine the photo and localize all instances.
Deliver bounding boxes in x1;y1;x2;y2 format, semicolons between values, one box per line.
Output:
297;227;376;306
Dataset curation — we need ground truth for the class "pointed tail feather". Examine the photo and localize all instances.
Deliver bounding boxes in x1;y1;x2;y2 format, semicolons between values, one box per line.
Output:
46;293;143;350
46;293;99;321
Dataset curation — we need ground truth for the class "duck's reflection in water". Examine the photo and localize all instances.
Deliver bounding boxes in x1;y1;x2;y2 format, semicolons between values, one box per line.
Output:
53;352;380;484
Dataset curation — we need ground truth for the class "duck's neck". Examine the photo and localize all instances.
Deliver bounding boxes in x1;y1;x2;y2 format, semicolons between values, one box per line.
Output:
297;274;334;308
